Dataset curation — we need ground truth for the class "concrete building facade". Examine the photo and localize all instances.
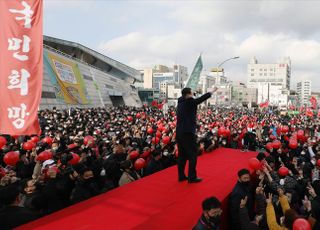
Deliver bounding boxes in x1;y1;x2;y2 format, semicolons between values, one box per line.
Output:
231;83;258;106
141;65;188;90
247;57;291;107
297;80;312;105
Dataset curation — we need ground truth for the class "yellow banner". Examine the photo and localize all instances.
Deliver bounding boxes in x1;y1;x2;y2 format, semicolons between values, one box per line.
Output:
45;51;90;105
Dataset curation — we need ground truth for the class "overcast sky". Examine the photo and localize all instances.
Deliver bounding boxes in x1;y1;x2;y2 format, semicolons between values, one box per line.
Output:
44;0;320;91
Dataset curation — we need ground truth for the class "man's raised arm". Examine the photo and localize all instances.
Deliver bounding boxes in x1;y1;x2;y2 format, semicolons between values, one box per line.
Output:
194;87;218;105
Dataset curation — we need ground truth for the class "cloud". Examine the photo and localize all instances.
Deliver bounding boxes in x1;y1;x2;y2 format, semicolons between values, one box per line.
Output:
96;1;320;91
168;1;320;38
98;31;210;68
41;0;320;91
99;29;320;91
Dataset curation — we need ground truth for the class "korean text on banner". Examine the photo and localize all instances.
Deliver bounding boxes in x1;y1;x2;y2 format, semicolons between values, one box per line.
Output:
0;0;43;135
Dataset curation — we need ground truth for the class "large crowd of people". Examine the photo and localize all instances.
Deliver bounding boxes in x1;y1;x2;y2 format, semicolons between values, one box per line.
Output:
0;105;319;229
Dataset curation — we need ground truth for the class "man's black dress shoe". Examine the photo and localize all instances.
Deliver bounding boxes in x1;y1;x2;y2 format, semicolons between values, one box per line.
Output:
188;178;202;183
178;177;188;182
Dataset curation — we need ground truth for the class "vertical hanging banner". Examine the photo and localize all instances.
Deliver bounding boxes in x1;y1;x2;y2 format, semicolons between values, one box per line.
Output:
0;0;43;135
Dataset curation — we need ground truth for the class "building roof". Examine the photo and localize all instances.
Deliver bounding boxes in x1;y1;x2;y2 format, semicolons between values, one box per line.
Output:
43;35;142;82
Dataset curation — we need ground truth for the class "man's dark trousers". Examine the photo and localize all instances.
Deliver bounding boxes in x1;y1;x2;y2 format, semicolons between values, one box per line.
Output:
177;132;198;180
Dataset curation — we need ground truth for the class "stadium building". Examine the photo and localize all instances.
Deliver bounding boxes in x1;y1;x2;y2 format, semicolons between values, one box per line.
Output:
41;36;142;109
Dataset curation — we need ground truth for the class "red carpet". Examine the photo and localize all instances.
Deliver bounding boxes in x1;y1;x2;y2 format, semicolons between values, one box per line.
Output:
18;148;257;230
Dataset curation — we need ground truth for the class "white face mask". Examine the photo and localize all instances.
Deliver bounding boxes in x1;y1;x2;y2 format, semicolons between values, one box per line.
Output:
280;179;285;185
100;169;106;176
163;151;169;156
311;160;316;166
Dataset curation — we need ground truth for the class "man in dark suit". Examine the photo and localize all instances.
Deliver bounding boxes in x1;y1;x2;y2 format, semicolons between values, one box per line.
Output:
229;168;254;230
176;87;217;183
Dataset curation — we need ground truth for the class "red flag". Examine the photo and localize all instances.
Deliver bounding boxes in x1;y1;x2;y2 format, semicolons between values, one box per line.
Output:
259;100;269;108
289;105;296;110
310;96;317;109
151;100;158;107
306;107;314;117
0;0;43;135
157;103;164;110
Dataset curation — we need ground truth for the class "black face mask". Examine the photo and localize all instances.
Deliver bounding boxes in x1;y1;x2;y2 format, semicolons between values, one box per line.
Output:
209;215;221;225
83;178;94;185
240;181;250;186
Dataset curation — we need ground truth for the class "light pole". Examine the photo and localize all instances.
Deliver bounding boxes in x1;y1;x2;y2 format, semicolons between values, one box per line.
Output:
216;56;239;106
217;56;239;67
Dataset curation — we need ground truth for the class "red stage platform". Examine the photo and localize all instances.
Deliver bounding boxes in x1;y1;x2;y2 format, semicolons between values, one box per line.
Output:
18;148;257;230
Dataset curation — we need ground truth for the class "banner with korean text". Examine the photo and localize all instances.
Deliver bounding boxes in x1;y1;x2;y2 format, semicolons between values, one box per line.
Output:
0;0;43;135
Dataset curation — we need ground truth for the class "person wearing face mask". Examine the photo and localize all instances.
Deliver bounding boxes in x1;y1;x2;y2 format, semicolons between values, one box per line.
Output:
220;138;228;148
51;141;59;153
118;160;141;186
20;179;39;211
144;149;163;176
70;166;100;204
193;196;222;230
0;183;39;230
229;169;254;230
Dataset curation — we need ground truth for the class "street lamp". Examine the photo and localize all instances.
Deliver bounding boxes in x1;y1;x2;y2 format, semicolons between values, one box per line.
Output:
214;56;239;106
218;56;239;67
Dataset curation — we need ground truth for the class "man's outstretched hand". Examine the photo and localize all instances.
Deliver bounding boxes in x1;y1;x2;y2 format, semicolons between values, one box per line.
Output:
210;86;218;94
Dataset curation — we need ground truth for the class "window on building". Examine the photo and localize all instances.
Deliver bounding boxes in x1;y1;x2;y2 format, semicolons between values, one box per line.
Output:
251;73;254;76
105;84;114;89
42;91;56;99
83;74;93;81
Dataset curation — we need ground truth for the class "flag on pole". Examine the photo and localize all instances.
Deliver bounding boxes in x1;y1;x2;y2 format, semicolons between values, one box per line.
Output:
306;107;314;117
151;100;158;107
185;55;203;91
310;96;317;109
259;100;269;108
0;0;43;135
